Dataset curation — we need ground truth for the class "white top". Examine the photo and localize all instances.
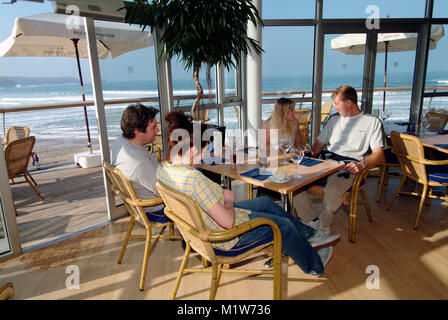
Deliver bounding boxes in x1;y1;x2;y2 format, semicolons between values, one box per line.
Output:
317;112;384;161
110;136;163;213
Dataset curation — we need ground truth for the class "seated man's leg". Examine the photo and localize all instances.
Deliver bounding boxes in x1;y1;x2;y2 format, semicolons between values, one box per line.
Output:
235;211;324;275
319;173;355;231
293;191;319;223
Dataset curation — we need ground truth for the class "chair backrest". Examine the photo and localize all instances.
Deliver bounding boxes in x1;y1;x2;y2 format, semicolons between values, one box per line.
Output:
3;126;30;146
321;101;333;123
103;162;152;228
389;131;427;184
426;112;448;130
4;136;35;179
156;181;218;263
295;109;311;145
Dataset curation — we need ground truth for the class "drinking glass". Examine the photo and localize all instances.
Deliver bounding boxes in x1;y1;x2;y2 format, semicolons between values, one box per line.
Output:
279;138;293;165
290;147;303;179
381;110;392;132
421;113;431;136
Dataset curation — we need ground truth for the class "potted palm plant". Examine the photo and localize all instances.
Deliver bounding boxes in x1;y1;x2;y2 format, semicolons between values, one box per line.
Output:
124;0;263;119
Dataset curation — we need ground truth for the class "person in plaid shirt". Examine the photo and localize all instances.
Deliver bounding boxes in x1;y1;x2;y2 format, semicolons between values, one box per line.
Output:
156;111;339;276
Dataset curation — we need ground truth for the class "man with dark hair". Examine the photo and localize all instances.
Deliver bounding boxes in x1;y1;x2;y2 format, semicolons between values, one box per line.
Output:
293;85;384;257
111;104;163;213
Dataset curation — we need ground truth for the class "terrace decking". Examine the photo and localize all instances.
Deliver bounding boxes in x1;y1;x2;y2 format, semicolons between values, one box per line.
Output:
0;164;448;299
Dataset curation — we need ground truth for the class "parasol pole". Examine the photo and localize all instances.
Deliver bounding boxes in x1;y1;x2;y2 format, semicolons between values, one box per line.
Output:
72;38;92;153
382;41;389;112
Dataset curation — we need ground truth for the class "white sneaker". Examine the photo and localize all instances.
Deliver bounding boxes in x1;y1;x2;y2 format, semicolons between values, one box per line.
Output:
317;246;333;267
308;230;340;249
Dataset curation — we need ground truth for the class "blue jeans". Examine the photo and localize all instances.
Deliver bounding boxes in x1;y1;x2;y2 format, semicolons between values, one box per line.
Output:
234;197;324;275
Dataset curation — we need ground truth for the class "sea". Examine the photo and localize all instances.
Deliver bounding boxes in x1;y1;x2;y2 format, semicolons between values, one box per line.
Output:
0;71;447;142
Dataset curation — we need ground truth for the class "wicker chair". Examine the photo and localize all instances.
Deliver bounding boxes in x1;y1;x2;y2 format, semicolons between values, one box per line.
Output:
103;162;181;291
295;109;311;145
156;181;284;300
2;126;30;147
321;101;333;125
0;282;14;300
426;112;448;131
305;166;372;242
4;136;43;201
386;132;448;229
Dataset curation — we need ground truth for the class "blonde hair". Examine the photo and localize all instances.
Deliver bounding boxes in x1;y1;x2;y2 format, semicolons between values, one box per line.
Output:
269;98;297;139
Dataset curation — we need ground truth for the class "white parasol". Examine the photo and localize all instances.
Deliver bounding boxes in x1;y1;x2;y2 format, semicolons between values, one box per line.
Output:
330;25;444;112
0;12;154;150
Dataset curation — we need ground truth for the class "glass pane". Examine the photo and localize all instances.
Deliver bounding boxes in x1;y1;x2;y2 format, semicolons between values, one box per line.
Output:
222;105;241;130
426;24;448;90
224;66;237;98
171;57;217;120
0;199;11;257
323;0;426;19
373;32;417;128
324;33;365;108
433;1;448;18
262;0;315;19
262;26;314;101
423;97;448;115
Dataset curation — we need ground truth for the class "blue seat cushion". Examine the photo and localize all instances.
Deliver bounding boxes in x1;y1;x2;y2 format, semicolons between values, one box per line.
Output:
145;207;170;223
213;235;273;257
427;165;448;184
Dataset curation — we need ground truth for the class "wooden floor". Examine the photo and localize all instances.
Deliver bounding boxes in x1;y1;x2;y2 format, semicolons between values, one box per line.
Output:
1;167;448;300
11;165;109;250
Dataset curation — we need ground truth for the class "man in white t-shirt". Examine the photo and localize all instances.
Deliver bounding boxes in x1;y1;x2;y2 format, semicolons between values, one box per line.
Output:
110;104;164;213
294;85;384;242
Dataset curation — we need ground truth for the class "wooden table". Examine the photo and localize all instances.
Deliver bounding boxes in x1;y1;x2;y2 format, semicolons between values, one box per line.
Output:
197;151;344;214
420;132;448;154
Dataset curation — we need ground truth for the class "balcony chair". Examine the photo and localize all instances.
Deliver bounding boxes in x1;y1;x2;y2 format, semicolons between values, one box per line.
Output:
4;136;43;201
386;132;448;229
156;181;284;300
304;166;372;242
321;101;333;125
2;126;30;147
103;162;181;291
295;109;311;145
426;111;448;131
0;282;14;300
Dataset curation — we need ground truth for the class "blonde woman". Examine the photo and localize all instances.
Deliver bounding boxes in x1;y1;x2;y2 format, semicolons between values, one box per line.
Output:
262;97;302;151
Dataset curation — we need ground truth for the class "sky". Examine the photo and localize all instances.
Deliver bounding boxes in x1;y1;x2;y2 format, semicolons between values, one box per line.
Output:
0;0;447;83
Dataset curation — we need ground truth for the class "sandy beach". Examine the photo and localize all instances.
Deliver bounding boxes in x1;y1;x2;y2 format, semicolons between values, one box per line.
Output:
32;137;101;166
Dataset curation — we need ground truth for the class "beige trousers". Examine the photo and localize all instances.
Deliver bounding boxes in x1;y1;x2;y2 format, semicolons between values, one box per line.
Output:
293;172;355;229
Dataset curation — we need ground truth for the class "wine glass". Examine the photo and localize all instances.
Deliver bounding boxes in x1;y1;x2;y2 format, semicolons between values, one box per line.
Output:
279;137;293;165
381;110;392;132
421;113;431;136
290;147;303;179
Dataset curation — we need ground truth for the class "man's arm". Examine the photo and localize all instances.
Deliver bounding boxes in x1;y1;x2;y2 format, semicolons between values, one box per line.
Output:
311;139;325;157
345;147;384;175
206;189;235;229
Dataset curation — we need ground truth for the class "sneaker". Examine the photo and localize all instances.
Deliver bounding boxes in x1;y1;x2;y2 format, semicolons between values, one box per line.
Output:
304;217;320;230
308;230;340;249
317;246;333;267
